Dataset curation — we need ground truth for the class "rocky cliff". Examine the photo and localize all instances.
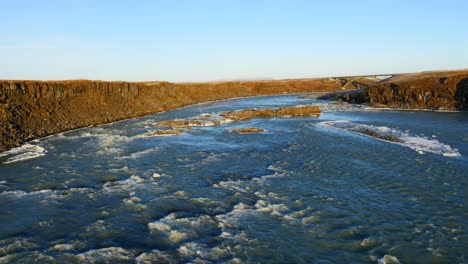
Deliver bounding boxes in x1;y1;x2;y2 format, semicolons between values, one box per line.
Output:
327;70;468;110
0;78;342;152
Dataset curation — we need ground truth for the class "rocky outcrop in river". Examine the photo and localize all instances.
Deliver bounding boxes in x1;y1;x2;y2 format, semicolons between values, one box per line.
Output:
0;79;339;152
322;70;468;110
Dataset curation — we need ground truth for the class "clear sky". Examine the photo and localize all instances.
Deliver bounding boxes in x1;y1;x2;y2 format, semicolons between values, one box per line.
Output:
1;0;467;82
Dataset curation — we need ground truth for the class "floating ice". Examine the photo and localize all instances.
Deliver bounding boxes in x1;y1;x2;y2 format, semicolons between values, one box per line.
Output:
0;144;47;164
317;120;461;157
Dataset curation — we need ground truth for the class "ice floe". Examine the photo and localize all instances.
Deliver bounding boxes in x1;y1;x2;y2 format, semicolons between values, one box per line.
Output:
317;120;461;157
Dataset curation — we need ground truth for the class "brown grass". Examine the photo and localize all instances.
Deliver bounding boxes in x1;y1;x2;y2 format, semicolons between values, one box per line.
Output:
220;105;320;121
354;128;403;143
230;127;265;134
145;129;182;137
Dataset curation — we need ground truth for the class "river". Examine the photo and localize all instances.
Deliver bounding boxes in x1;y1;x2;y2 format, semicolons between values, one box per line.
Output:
0;94;466;263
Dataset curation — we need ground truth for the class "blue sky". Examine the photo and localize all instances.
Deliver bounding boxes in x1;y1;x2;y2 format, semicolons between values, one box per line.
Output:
1;0;467;81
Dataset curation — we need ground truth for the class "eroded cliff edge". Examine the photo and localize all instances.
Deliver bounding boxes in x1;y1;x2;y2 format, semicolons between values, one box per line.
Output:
325;70;468;110
0;78;344;152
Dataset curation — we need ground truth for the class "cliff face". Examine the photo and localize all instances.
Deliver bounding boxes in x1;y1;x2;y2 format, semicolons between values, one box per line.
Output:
0;78;342;152
333;70;468;110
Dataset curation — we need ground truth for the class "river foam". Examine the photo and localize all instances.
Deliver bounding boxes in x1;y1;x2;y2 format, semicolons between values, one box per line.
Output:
0;94;465;263
0;143;47;164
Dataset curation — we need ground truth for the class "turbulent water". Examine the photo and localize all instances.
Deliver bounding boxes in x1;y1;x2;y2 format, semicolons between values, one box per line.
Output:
0;95;467;263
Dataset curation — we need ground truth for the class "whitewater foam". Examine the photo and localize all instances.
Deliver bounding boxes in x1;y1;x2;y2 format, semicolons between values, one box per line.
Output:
136;250;176;263
178;242;209;259
176;241;231;262
77;247;136;263
378;254;400;264
0;188;94;201
64;129;139;147
0;237;39;256
0;144;47;164
103;175;151;193
117;147;160;159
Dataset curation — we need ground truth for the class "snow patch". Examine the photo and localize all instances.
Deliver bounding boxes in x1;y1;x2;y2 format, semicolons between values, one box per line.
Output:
317;120;461;157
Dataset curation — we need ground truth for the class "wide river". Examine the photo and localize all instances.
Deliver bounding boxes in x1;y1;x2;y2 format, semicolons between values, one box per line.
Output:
0;95;466;263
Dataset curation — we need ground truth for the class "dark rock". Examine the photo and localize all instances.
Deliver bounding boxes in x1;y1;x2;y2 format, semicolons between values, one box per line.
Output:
325;70;468;111
455;78;468;109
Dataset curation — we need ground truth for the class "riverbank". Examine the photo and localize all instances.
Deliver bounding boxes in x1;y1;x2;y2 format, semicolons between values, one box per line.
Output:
2;69;467;152
319;69;468;110
0;78;344;152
